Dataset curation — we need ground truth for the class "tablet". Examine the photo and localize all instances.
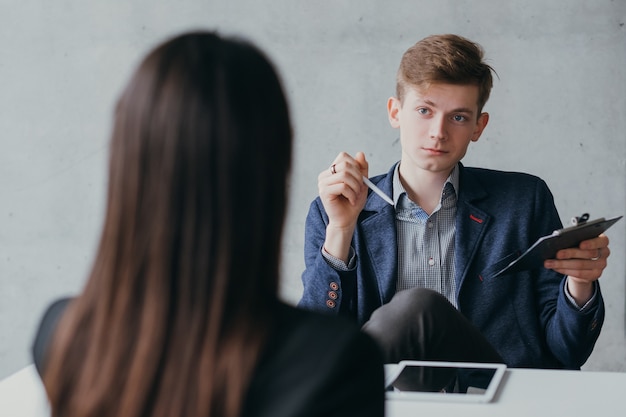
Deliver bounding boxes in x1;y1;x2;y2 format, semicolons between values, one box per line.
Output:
493;215;622;277
385;361;507;403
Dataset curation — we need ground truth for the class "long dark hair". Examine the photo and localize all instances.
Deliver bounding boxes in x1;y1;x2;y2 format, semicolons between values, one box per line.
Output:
42;31;292;417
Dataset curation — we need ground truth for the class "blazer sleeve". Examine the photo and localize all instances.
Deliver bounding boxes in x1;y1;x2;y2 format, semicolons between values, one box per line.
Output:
298;198;359;318
530;179;605;368
547;279;604;367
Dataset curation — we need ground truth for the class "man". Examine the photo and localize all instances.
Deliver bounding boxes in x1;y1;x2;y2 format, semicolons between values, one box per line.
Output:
298;34;609;369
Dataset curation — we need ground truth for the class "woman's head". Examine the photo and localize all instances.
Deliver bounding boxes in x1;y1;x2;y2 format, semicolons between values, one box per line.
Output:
44;31;292;417
106;31;292;310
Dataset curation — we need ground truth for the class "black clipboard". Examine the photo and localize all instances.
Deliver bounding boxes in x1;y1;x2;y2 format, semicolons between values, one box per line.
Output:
493;214;622;277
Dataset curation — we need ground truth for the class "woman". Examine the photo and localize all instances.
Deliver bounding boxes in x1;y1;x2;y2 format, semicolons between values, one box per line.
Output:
32;31;385;417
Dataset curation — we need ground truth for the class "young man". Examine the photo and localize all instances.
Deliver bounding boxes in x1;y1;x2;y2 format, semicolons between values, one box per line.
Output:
299;34;609;369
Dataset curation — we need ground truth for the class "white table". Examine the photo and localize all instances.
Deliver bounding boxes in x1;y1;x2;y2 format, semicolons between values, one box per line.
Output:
0;365;49;417
386;367;626;416
2;365;625;416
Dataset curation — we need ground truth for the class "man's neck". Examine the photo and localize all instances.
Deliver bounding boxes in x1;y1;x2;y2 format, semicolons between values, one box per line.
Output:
398;165;454;215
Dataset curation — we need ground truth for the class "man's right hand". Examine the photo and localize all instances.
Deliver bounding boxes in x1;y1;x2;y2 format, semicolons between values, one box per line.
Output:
318;151;369;262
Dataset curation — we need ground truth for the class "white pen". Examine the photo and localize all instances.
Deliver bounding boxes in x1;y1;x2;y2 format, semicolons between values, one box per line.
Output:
362;176;394;206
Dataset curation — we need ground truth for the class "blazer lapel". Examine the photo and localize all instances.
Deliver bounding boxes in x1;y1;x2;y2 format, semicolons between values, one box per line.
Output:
358;164;493;304
455;166;491;294
359;165;398;305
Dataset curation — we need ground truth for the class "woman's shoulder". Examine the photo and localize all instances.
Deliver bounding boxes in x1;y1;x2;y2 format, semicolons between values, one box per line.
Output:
32;297;73;375
275;302;369;343
243;303;385;417
265;302;383;373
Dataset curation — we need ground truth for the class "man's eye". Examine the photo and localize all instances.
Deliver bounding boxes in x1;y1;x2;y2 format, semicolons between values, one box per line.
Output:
453;114;467;122
417;108;429;115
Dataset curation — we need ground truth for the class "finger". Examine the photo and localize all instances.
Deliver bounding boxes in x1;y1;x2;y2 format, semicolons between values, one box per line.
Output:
355;151;369;177
545;257;607;279
319;169;364;206
555;244;610;261
319;152;352;179
330;160;369;189
331;151;357;168
578;234;609;251
322;183;360;205
323;164;364;190
325;154;363;179
590;248;601;261
320;152;370;206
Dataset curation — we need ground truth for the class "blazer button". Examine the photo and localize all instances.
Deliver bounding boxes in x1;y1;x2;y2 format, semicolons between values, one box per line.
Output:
328;291;338;300
330;282;339;291
326;299;336;309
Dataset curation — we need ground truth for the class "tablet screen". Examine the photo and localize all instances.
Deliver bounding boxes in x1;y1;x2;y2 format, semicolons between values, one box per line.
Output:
385;361;507;403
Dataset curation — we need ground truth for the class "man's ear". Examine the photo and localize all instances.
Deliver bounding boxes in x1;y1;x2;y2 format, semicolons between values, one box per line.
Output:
471;112;489;142
387;97;401;128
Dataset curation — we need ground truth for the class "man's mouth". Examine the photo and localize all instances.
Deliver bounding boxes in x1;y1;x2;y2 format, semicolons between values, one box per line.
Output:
423;147;447;155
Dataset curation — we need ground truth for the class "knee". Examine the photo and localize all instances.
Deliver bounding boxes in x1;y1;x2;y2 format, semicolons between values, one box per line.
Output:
363;288;453;335
390;288;453;316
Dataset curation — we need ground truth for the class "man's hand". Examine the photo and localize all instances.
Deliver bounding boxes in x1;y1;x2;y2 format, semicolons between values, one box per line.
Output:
544;234;610;306
318;151;369;262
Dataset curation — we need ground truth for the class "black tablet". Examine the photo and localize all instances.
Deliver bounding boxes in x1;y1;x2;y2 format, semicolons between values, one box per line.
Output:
385;361;507;403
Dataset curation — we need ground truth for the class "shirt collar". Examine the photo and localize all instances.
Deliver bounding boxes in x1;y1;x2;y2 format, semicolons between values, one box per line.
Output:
392;163;459;208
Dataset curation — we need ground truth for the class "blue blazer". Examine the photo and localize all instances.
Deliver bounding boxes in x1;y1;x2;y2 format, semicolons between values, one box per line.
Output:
299;163;604;369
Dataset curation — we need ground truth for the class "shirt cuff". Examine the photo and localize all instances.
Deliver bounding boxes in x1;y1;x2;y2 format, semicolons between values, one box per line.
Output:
322;246;356;271
564;279;598;311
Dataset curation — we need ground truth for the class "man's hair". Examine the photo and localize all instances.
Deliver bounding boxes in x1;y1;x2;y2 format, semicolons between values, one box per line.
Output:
396;34;495;113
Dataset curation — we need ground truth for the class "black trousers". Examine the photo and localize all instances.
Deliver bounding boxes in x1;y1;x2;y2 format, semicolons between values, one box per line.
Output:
361;288;503;364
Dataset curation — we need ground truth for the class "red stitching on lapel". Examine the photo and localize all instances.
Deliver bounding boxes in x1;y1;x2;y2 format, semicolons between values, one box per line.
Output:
469;214;484;224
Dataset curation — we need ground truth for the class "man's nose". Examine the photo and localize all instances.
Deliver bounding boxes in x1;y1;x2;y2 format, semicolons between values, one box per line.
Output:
429;115;446;140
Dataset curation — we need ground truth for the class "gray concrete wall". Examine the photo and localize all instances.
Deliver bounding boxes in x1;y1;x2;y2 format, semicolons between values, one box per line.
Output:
1;0;624;379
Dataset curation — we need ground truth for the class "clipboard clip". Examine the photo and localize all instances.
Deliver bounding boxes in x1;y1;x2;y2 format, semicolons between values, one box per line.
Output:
570;213;589;226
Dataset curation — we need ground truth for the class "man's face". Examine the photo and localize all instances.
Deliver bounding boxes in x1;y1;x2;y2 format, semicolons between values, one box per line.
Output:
387;83;489;177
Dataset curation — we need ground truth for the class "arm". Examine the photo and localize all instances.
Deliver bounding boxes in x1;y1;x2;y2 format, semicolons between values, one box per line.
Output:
298;152;369;316
298;197;358;316
530;182;605;368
